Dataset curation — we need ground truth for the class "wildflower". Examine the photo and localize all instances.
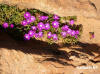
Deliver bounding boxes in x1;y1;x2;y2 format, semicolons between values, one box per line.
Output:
30;16;36;22
21;20;27;26
71;30;76;36
53;15;59;20
52;34;58;41
28;30;35;37
39;16;48;21
24;34;30;40
61;25;69;31
34;33;39;38
38;31;43;38
45;23;50;30
2;22;9;28
61;31;67;38
69;20;74;25
26;18;32;24
75;35;78;39
31;26;37;31
10;24;14;28
37;22;45;31
75;30;79;35
24;12;31;19
67;28;72;35
52;21;59;28
47;32;52;38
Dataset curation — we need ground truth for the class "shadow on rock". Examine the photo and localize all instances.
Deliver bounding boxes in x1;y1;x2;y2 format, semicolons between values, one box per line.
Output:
70;42;100;57
0;31;73;66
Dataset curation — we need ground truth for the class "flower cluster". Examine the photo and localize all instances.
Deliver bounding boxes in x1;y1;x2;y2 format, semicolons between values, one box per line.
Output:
21;12;36;26
0;4;82;44
22;12;80;42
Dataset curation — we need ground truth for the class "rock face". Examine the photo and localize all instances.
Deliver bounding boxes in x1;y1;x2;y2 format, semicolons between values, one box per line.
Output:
90;0;100;19
0;32;100;74
0;0;97;18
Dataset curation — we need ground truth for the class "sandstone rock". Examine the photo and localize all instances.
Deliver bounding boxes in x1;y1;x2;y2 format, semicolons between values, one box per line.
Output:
90;0;100;19
0;0;97;18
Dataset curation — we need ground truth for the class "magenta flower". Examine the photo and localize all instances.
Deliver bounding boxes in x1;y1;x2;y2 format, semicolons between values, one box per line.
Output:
53;15;59;20
24;34;30;40
52;34;58;41
67;29;72;35
75;30;79;35
69;20;74;25
45;23;50;30
52;21;59;28
26;18;32;24
61;32;67;38
39;16;48;21
47;32;52;38
30;16;36;22
38;32;43;38
37;22;45;31
61;25;69;31
21;20;27;26
2;22;9;28
28;30;35;37
34;33;39;38
10;24;14;28
31;26;37;31
75;35;78;39
92;34;95;38
24;12;31;19
71;30;76;36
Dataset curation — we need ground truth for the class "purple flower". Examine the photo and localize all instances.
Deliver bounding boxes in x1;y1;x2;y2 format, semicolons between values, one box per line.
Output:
69;20;74;25
61;25;69;31
24;34;30;40
37;22;45;31
92;34;95;38
52;34;58;41
75;35;78;39
53;15;59;20
39;16;48;21
61;32;67;38
71;30;76;36
10;24;14;28
38;32;43;38
24;12;31;19
47;32;52;38
45;23;50;30
28;30;35;37
30;16;36;22
2;22;9;28
67;29;72;35
26;18;32;24
34;33;39;38
21;20;27;26
31;26;37;31
75;30;79;35
52;21;59;28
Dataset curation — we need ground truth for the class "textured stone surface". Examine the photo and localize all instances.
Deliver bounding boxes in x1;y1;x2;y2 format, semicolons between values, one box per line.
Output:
0;32;100;74
0;0;100;74
0;0;97;18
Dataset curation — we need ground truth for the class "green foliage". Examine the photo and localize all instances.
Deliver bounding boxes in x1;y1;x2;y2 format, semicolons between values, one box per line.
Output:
0;4;25;25
0;4;83;45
